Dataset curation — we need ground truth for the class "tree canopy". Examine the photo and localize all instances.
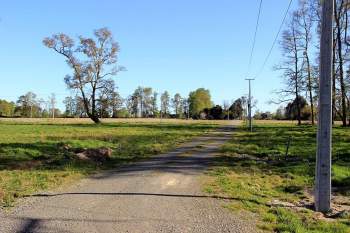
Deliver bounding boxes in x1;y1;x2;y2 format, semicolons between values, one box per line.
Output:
43;28;123;123
188;88;212;118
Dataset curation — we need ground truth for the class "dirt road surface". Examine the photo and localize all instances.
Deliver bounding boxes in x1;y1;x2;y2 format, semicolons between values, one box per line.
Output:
0;125;258;233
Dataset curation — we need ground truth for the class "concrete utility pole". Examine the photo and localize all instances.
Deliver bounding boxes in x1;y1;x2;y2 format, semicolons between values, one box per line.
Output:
245;79;254;132
315;0;333;213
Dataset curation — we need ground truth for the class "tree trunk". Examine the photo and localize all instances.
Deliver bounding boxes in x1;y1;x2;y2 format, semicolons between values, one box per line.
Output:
305;54;315;125
335;1;347;126
296;91;301;125
332;28;336;125
91;115;101;123
293;30;301;126
90;89;100;124
348;98;350;126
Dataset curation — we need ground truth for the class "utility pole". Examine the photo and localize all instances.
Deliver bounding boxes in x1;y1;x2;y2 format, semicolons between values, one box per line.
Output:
315;0;333;213
245;79;254;132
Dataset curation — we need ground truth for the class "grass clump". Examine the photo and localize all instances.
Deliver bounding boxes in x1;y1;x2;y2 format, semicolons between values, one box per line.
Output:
205;122;350;233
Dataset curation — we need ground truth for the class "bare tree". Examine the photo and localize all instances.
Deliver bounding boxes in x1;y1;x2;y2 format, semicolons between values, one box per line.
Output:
160;91;170;117
151;92;158;117
63;96;75;117
126;94;139;118
110;91;123;118
142;87;153;117
223;100;231;120
182;98;190;119
43;28;123;123
16;92;38;118
275;12;304;125
334;0;348;126
297;0;316;125
171;93;182;118
130;87;154;118
49;93;56;119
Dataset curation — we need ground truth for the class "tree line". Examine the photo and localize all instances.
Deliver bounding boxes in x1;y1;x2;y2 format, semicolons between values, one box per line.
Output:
0;92;59;118
0;89;248;120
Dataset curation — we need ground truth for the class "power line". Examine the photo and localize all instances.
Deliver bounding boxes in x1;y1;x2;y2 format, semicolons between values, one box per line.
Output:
254;0;293;79
247;0;263;77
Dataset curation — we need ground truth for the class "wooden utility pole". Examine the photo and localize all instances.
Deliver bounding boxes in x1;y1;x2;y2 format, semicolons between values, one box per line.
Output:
245;79;254;132
315;0;333;213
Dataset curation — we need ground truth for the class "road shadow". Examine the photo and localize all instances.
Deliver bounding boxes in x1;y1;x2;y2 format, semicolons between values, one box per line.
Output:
27;192;260;203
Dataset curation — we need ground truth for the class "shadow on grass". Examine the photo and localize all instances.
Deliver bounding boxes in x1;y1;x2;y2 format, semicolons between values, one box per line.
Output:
0;132;189;170
333;176;350;195
0;121;217;172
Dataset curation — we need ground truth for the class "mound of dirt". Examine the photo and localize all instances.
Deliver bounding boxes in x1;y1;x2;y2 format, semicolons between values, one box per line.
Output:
75;147;113;162
58;143;113;162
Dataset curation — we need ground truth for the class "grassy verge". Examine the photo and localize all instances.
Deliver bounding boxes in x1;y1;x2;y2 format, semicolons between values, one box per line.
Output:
0;119;219;207
205;122;350;233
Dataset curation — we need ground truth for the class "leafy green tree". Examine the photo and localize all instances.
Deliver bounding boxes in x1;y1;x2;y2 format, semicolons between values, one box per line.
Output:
204;105;224;120
230;98;244;120
0;99;15;117
285;96;310;120
115;107;130;118
188;88;212;118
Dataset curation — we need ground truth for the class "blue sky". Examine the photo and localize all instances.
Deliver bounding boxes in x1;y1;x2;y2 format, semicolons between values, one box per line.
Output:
0;0;298;112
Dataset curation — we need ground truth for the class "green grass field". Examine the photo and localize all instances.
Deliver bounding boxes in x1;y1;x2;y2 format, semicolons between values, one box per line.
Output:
205;121;350;233
3;118;350;232
0;118;220;207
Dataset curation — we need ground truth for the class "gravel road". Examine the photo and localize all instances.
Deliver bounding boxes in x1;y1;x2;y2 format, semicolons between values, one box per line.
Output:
0;126;258;233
